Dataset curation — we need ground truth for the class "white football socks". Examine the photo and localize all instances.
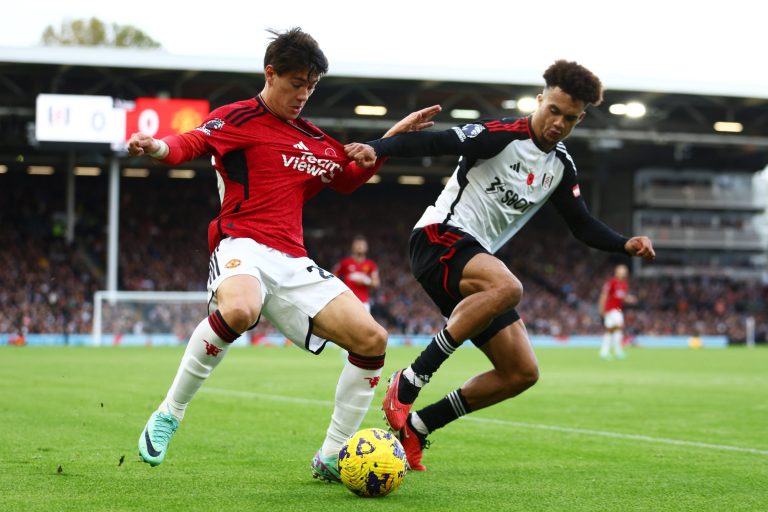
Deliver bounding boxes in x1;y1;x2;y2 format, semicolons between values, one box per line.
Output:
600;332;611;358
612;330;625;356
321;356;384;457
161;313;237;420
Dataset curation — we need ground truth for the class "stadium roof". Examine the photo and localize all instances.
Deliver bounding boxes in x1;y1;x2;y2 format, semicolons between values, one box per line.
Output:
2;46;768;100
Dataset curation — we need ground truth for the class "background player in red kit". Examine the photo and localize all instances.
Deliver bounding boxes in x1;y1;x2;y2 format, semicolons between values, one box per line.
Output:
127;28;439;480
598;263;636;359
333;236;380;312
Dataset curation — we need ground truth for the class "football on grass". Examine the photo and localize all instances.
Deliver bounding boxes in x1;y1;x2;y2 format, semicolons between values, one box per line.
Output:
338;428;408;497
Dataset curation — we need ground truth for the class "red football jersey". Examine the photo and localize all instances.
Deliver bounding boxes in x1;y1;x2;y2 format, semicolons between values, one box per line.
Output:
160;96;382;256
603;277;629;312
333;257;378;303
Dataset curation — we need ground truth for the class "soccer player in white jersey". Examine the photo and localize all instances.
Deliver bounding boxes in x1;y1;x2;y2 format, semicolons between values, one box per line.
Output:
127;28;438;480
346;60;656;470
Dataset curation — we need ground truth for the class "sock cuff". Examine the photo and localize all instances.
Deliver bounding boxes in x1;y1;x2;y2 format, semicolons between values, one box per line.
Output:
435;329;460;355
448;388;471;416
208;310;240;343
347;351;385;370
442;328;458;346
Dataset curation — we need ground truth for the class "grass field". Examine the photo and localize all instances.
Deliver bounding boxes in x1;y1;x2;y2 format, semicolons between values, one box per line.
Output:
1;345;766;511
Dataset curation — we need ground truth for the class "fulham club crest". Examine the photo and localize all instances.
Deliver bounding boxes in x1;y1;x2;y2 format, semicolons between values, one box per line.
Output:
542;173;554;190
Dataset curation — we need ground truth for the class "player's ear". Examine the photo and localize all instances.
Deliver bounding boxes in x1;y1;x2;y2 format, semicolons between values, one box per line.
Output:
265;65;276;85
577;111;587;124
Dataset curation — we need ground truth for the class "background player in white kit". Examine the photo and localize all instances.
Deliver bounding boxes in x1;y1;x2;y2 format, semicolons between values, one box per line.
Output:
346;60;656;470
127;28;439;480
598;263;637;360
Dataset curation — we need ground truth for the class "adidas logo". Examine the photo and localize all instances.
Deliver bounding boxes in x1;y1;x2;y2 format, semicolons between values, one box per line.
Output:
293;141;309;151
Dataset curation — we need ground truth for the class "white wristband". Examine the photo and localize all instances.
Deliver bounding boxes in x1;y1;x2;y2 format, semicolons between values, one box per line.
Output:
148;140;169;159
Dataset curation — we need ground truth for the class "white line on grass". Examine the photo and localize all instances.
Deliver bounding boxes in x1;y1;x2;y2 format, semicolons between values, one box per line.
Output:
203;387;768;456
461;416;768;456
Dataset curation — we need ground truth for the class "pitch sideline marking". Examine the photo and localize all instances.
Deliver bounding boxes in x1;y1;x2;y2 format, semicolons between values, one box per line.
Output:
202;387;768;456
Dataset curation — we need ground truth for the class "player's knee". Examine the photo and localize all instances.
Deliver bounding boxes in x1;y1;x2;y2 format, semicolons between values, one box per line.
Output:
519;364;540;390
490;276;523;314
351;322;388;356
218;302;259;333
515;363;539;392
501;363;539;396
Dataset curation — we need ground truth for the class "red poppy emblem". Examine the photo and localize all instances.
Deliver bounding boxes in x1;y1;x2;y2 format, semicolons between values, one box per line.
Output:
526;172;534;186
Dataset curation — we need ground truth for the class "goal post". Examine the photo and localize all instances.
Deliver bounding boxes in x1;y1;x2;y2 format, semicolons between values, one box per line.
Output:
92;290;208;347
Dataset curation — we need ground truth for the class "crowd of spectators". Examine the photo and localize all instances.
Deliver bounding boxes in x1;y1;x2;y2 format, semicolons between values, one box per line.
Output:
1;175;766;344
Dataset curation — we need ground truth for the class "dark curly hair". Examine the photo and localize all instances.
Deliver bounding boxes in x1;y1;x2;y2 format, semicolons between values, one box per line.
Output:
543;60;603;107
264;27;328;79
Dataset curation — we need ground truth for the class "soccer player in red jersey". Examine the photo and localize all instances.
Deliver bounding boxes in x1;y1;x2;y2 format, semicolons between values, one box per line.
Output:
333;236;380;312
598;263;636;359
346;60;655;470
127;28;438;479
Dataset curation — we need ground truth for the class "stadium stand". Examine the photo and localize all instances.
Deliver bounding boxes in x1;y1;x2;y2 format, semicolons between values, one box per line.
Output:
1;172;765;343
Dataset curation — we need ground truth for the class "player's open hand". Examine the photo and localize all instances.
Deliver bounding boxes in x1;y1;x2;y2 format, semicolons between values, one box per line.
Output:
383;104;442;138
127;132;160;157
344;143;378;168
625;236;655;260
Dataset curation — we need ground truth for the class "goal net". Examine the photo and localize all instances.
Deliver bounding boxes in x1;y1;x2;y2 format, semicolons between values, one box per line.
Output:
92;290;208;347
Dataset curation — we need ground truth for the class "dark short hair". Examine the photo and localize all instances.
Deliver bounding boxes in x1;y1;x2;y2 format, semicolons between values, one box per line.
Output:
264;27;329;79
543;60;603;107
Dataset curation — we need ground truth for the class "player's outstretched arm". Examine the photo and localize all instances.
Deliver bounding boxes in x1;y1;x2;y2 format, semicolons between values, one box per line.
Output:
127;132;168;159
382;104;442;138
624;236;656;260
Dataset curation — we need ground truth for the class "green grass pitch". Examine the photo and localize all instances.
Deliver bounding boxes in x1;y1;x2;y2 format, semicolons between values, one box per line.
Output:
1;345;766;511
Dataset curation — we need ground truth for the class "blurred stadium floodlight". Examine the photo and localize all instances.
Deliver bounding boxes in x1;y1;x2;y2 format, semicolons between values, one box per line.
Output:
354;105;387;116
714;121;744;133
123;168;150;178
609;102;646;118
516;97;538;113
450;109;480;119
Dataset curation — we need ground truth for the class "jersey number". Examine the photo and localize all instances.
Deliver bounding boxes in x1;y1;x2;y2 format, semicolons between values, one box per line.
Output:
306;265;334;280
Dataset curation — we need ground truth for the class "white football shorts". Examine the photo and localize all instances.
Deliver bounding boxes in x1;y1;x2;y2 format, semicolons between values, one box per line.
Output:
603;308;625;329
207;237;349;354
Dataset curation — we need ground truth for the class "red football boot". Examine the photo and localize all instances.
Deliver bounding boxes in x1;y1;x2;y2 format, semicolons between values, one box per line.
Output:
399;415;428;471
382;369;414;431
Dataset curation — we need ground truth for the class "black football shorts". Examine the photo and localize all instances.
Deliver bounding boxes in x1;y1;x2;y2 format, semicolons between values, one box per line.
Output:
408;223;520;347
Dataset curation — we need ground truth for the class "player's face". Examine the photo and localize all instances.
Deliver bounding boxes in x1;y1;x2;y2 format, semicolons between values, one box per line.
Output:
531;87;586;150
352;239;368;256
615;265;628;280
264;65;319;120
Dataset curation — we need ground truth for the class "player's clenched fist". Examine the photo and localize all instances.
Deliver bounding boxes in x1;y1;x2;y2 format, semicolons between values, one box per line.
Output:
127;132;167;159
344;143;377;168
624;236;655;260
